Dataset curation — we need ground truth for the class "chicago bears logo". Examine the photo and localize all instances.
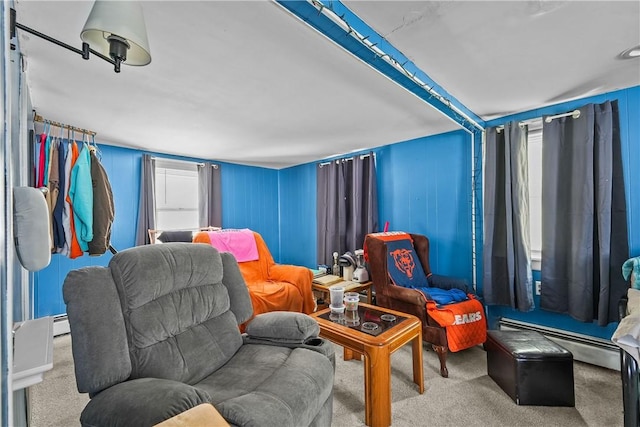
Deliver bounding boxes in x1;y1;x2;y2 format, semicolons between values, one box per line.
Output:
390;248;416;278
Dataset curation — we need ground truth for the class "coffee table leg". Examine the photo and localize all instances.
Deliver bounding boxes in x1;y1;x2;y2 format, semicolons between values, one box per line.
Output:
364;345;391;427
344;347;363;361
412;332;424;393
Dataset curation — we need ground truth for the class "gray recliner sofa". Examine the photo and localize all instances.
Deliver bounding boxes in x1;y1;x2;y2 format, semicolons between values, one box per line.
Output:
63;243;335;427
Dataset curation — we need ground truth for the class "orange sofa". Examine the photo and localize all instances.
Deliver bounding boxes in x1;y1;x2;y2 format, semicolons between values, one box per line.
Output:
193;230;315;319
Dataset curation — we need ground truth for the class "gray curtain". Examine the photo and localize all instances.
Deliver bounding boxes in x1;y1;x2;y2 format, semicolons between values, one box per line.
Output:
135;154;156;246
541;101;628;325
483;122;534;311
198;162;222;228
317;153;378;266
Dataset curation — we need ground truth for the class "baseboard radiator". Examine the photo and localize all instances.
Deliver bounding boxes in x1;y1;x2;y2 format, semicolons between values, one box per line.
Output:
53;315;70;337
498;318;621;371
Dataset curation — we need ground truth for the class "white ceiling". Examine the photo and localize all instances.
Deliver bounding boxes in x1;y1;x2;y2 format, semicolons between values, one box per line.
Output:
14;1;640;169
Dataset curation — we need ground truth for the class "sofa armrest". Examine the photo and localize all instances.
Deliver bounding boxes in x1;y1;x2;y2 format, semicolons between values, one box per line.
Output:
244;311;319;343
268;264;316;314
428;274;471;293
386;283;428;306
80;378;212;427
243;312;335;363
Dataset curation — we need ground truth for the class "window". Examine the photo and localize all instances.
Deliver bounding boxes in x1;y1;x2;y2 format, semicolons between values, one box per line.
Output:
154;159;199;230
527;126;543;267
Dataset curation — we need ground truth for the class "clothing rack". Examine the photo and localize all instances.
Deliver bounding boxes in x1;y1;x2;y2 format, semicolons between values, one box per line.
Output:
34;113;97;137
32;120;116;257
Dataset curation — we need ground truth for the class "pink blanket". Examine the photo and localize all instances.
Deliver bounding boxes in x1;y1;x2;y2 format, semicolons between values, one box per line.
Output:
206;229;259;262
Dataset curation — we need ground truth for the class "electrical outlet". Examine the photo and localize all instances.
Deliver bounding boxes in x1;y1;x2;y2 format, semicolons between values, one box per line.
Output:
535;281;541;295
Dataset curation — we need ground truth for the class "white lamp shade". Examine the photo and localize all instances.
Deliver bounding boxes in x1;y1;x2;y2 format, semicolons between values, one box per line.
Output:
81;1;151;66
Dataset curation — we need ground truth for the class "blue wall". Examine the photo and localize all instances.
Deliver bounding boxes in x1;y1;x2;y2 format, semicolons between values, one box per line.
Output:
278;129;474;282
278;163;317;267
221;163;280;253
34;146;281;317
376;130;473;278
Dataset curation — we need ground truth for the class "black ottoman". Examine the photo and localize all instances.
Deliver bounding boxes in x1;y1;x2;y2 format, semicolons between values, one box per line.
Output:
485;330;575;406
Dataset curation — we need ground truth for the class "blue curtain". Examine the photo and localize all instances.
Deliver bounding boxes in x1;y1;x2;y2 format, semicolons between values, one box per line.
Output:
483;122;534;311
541;101;628;325
316;153;378;265
198;162;222;228
134;154;156;245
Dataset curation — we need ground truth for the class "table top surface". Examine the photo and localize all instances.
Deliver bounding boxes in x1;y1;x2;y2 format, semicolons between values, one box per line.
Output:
311;279;372;291
312;303;420;345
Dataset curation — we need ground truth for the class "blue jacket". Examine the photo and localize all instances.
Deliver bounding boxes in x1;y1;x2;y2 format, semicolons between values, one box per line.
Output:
69;144;93;251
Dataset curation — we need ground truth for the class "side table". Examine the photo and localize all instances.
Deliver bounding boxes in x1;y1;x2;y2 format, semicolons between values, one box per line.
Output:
312;280;373;310
311;303;423;427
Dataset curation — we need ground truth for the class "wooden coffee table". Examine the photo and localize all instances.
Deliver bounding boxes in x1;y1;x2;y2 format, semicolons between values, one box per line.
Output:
312;303;423;427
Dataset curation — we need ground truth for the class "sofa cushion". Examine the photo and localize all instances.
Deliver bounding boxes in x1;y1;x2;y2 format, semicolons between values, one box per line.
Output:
196;344;334;427
81;378;212;427
109;243;243;384
220;251;254;324
63;266;131;395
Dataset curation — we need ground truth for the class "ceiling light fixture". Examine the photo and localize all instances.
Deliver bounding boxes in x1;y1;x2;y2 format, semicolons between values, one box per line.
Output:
10;1;151;73
618;45;640;60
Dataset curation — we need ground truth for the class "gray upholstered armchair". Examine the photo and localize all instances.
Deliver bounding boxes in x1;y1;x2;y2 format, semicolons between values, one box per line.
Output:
63;243;335;427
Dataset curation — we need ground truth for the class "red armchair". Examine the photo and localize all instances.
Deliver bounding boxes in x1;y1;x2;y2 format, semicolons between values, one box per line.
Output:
365;232;486;377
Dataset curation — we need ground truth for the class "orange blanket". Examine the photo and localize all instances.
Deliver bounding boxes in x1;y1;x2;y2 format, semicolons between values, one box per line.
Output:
193;231;315;318
426;297;486;352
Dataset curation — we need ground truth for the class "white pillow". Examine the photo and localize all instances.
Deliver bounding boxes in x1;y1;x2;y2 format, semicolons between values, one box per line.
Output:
13;187;51;271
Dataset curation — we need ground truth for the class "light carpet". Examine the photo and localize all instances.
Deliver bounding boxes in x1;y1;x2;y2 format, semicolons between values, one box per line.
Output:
29;334;623;426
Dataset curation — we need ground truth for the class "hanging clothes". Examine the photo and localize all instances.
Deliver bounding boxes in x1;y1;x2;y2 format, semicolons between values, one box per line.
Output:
59;139;73;256
68;142;94;252
52;140;67;251
34;133;41;187
37;134;46;188
43;134;52;186
33;122;112;258
88;149;115;255
43;136;56;251
48;139;62;250
66;141;84;259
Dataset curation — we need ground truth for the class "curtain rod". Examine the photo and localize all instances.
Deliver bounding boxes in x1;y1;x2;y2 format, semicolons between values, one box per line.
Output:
34;113;96;137
151;156;220;169
544;109;581;123
496;117;542;133
318;153;372;167
495;109;580;133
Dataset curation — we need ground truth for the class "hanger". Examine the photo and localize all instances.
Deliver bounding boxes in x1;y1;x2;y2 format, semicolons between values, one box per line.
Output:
88;134;101;159
81;131;92;154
